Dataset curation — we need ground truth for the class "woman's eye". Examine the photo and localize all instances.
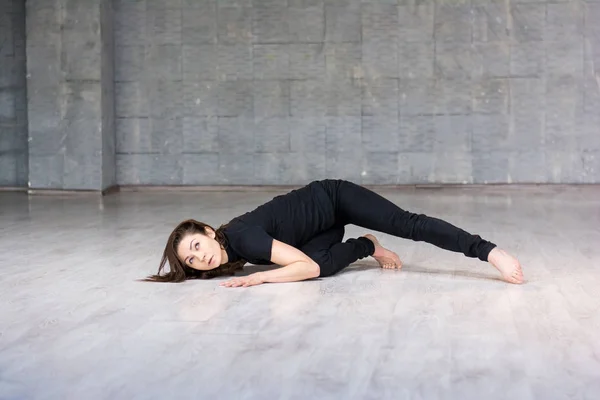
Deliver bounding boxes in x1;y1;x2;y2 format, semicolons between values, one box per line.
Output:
189;257;194;264
195;243;199;250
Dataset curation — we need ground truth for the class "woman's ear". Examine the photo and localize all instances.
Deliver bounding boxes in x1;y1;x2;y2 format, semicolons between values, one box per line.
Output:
204;227;216;239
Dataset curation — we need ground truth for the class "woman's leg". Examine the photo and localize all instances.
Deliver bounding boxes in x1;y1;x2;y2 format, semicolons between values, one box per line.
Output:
324;179;495;261
299;225;375;277
320;179;524;283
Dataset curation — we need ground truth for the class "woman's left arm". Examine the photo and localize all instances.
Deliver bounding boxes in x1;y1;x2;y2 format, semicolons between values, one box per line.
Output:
220;239;320;287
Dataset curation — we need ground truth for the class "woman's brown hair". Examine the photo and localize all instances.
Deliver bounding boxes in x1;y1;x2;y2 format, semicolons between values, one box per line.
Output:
143;219;246;283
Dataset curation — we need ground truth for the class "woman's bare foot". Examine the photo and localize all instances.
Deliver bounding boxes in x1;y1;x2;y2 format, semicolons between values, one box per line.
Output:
363;234;403;269
488;247;524;284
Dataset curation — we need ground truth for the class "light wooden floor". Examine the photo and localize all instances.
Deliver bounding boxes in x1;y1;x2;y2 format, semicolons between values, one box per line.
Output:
1;185;599;400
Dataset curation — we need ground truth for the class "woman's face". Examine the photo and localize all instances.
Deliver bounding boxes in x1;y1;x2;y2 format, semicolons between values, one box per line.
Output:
177;229;223;271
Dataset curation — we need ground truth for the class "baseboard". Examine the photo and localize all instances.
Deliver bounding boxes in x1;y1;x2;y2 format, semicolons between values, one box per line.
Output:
27;189;103;196
4;183;598;197
25;184;120;196
102;185;120;196
118;184;303;192
119;183;600;193
0;186;27;192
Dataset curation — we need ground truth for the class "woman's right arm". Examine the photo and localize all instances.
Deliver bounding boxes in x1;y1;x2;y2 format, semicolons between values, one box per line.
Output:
220;240;319;287
258;239;320;283
221;239;321;287
220;230;321;287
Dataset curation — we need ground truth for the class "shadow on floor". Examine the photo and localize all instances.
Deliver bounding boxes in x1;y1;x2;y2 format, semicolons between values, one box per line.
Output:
236;262;503;283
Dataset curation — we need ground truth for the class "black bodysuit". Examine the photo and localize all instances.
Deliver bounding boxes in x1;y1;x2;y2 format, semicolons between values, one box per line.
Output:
222;179;497;277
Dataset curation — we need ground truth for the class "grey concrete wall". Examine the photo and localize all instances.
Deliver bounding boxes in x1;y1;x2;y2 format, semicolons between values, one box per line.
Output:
113;0;600;185
26;0;116;191
9;0;600;188
0;0;28;187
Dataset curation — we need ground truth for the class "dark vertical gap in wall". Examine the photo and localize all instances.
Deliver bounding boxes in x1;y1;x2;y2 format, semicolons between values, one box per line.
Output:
0;0;28;187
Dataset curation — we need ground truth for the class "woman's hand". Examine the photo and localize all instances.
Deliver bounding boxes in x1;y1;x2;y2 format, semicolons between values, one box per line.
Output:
220;272;265;288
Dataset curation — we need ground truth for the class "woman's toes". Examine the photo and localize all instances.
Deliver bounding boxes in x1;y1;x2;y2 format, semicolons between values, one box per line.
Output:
510;272;523;284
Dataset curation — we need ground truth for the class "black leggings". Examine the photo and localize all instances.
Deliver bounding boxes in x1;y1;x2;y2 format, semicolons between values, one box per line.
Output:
301;180;497;277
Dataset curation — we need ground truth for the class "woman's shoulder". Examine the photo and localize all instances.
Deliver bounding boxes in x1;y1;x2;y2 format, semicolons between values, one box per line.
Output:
222;220;273;263
221;217;247;233
223;219;269;238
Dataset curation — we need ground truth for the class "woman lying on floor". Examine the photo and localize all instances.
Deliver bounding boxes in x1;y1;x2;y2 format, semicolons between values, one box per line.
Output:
145;179;524;287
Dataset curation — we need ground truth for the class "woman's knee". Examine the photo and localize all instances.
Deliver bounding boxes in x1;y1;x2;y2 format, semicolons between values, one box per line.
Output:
316;258;345;277
317;263;336;277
